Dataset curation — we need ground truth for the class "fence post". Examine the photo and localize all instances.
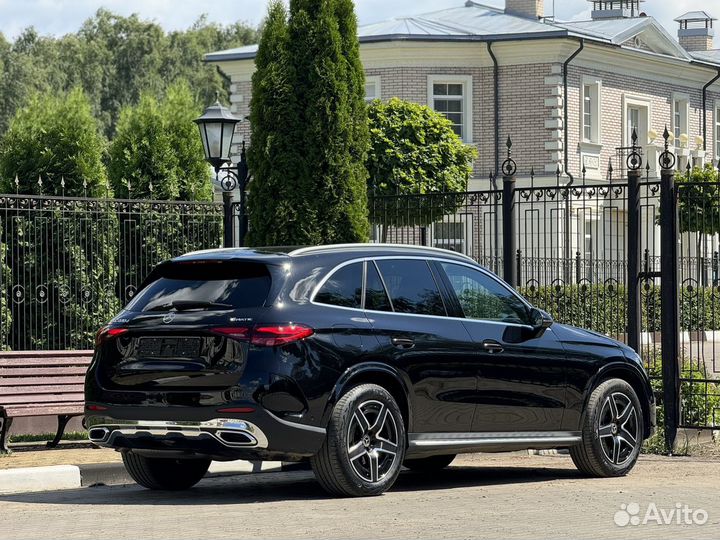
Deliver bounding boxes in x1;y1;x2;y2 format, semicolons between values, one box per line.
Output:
658;127;680;453
223;191;234;248
626;129;642;354
501;137;517;287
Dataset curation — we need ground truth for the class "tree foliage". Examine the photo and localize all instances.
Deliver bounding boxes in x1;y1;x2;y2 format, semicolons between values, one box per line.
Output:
108;81;211;201
0;219;10;350
247;0;370;246
0;10;258;136
0;89;120;349
0;88;108;196
366;97;477;226
676;164;720;236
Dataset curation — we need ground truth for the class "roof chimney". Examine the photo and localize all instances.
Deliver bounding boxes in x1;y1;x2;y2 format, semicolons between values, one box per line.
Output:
589;0;644;20
676;11;715;52
505;0;544;20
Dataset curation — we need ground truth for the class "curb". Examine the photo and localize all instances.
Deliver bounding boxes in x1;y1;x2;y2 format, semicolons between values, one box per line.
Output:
0;460;284;495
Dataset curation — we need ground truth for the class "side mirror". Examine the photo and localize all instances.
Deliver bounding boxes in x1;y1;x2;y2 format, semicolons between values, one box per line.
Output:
529;307;553;336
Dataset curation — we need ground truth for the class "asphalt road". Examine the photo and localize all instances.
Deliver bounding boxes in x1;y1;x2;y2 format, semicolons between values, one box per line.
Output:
2;453;719;540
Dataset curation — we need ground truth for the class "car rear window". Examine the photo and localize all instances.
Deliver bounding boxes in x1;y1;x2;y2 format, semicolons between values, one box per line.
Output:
126;261;272;312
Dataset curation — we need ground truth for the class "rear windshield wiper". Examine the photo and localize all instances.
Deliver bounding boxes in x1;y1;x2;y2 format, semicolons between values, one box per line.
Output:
145;300;233;312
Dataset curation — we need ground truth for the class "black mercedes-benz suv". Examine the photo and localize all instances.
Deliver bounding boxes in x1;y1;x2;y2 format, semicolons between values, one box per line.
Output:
85;244;655;497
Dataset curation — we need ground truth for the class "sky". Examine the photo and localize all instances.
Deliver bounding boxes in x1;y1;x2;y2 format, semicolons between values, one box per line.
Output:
0;0;715;41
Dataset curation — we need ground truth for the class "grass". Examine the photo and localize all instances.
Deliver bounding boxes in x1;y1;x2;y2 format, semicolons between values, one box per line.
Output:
8;431;89;443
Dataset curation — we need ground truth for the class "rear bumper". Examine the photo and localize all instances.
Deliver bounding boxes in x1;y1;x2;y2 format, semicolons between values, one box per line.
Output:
85;406;326;461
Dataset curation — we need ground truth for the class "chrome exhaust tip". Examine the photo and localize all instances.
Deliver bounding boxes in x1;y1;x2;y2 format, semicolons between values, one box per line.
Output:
215;430;257;447
88;427;110;443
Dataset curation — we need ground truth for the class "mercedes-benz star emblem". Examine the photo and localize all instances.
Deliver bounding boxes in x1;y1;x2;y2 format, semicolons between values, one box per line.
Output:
162;312;176;324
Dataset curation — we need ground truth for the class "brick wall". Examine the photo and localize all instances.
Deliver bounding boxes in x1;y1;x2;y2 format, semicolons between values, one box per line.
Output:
679;35;713;53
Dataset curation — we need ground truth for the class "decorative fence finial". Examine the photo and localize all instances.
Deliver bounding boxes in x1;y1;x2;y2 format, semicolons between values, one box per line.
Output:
501;135;517;177
627;127;642;171
659;125;676;170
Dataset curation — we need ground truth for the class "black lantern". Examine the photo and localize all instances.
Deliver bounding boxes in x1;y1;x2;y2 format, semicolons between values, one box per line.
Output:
194;98;241;171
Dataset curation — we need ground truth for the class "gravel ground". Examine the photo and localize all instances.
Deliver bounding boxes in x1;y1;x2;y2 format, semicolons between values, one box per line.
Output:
1;452;718;540
0;445;120;469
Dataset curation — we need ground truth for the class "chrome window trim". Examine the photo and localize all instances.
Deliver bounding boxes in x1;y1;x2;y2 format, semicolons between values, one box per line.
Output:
289;243;476;263
309;255;535;329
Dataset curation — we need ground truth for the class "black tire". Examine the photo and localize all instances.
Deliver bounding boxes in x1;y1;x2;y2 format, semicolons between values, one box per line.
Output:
404;454;456;472
311;383;406;497
122;451;211;490
570;378;644;478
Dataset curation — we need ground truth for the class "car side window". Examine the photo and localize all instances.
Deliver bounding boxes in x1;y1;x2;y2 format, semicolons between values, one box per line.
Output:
365;262;393;312
375;259;446;316
315;262;363;308
440;262;530;324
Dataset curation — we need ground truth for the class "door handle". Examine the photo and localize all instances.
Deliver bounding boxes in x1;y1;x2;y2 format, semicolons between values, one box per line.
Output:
391;337;415;349
482;339;504;354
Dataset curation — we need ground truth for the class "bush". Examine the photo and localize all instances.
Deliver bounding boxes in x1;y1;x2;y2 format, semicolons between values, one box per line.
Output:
367;98;477;228
521;283;720;335
643;355;720;454
0;220;10;350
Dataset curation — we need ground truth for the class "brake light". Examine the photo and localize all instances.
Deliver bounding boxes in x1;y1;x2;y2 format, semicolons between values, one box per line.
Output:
86;404;108;411
95;326;129;347
212;324;314;347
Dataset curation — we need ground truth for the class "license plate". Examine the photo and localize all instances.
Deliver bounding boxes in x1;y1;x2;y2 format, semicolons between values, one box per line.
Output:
137;337;202;358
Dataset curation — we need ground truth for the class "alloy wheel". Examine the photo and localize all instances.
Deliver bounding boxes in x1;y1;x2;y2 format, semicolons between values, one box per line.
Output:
346;399;399;482
597;391;640;465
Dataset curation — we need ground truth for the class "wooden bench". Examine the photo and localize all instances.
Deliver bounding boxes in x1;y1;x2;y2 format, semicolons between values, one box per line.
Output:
0;350;93;453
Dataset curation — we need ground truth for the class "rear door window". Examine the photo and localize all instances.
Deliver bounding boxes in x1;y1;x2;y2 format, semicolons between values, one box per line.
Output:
126;261;272;312
365;261;393;312
375;259;446;316
314;262;363;308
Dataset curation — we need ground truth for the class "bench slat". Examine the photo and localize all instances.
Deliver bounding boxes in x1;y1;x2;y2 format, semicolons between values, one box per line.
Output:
0;384;85;396
0;376;86;387
0;350;94;359
0;367;89;377
0;358;92;368
3;405;84;417
0;392;85;405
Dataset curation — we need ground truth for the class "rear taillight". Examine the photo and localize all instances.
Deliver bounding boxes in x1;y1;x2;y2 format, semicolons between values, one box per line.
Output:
212;324;314;347
95;326;129;347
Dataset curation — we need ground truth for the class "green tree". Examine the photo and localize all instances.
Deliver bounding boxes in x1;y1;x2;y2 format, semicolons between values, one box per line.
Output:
0;89;119;349
108;81;211;200
0;10;258;137
676;164;720;282
247;0;370;246
0;88;108;195
108;81;216;303
366;98;477;231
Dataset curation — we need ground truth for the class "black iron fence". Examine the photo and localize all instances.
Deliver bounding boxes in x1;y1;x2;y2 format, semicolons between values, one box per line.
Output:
369;132;720;445
0;195;223;351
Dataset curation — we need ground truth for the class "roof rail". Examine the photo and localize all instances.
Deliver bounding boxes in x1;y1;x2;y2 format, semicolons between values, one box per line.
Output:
288;243;476;262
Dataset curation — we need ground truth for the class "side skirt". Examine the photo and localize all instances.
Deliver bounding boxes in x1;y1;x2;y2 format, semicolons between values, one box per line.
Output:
406;431;581;458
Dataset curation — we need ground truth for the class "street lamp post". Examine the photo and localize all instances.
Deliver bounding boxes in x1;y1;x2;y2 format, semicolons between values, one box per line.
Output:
194;97;249;247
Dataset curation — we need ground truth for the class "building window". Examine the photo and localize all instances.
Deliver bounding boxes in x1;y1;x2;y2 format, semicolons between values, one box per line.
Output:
428;75;473;143
673;97;689;150
430;214;473;256
581;80;601;144
364;76;381;103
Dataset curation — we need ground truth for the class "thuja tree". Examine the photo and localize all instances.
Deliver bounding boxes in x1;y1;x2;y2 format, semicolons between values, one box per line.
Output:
366;98;477;235
108;81;218;303
0;89;120;349
247;0;370;245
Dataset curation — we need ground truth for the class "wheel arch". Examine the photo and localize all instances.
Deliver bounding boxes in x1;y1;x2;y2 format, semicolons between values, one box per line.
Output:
323;363;413;432
582;361;654;439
